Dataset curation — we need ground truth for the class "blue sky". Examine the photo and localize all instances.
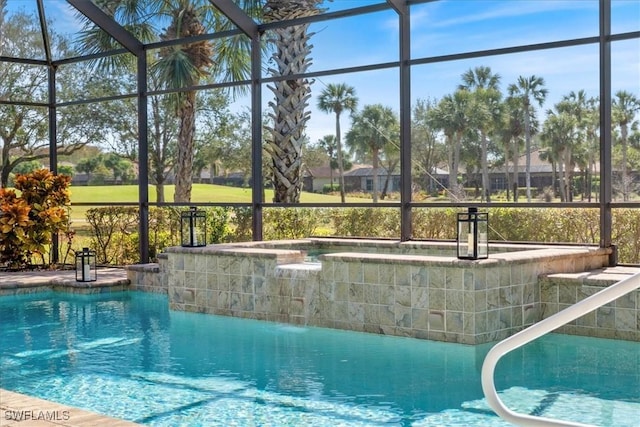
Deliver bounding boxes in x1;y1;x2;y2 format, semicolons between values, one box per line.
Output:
4;0;639;145
297;0;640;143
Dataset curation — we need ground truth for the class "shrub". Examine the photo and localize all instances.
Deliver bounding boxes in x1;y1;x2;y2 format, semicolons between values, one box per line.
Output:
263;208;323;240
86;206;139;265
85;206;232;264
0;169;71;269
330;208;400;238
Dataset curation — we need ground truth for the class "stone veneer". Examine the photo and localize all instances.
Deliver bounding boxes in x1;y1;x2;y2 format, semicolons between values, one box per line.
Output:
539;266;640;341
148;239;613;345
126;255;169;294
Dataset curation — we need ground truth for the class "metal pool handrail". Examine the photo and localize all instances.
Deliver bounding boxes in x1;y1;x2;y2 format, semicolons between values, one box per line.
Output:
481;271;640;427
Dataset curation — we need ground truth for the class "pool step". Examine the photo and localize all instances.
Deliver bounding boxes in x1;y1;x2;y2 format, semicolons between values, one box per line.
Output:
416;386;640;426
541;266;640;286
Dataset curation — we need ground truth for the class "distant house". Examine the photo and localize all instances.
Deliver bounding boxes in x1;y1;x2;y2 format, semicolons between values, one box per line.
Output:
489;148;570;191
302;165;336;193
344;166;400;194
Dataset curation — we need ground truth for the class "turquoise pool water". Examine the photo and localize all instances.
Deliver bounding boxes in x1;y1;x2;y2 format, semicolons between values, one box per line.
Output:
1;291;638;426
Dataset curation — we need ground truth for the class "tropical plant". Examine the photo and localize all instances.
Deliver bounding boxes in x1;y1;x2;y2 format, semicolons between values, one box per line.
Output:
500;96;525;201
345;104;399;203
459;66;503;202
317;83;359;202
429;90;474;199
0;169;71;269
507;75;548;202
556;90;599;201
541;107;579;202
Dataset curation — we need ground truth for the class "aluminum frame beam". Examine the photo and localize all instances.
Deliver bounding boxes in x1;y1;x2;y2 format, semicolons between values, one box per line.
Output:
209;0;258;37
67;0;143;56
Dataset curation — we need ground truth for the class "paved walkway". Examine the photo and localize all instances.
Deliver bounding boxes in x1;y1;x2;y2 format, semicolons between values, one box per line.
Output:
0;389;140;426
0;268;129;294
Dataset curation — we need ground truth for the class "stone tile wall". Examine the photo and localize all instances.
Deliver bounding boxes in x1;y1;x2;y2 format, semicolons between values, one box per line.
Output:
126;253;169;294
540;266;640;341
158;240;612;345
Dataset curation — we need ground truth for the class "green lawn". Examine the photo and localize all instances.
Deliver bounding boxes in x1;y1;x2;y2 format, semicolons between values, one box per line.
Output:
68;183;367;221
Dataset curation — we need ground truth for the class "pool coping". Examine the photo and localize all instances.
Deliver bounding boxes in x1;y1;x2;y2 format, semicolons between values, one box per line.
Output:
0;389;141;426
0;268;130;295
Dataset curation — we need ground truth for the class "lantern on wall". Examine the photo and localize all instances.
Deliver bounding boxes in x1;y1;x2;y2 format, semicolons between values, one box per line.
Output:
75;247;97;282
181;206;206;247
457;207;488;260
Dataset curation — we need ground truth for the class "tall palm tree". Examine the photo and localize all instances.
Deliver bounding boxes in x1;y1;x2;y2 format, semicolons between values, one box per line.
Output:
557;90;599;201
155;2;214;203
542;109;579;202
317;83;358;203
507;75;548;202
501;96;525;201
612;90;640;201
263;0;324;203
459;66;502;202
76;0;255;203
429;90;473;199
345;104;398;203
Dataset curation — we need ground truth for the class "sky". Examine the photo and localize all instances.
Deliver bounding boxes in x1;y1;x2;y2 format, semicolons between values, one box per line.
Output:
3;0;640;146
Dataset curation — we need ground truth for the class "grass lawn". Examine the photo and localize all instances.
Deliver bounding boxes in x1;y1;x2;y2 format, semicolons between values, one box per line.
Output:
68;184;369;222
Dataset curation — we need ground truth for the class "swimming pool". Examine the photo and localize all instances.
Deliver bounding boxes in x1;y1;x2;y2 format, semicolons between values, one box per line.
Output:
1;291;638;426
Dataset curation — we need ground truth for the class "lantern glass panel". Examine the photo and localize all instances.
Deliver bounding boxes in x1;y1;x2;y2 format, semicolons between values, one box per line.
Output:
75;247;97;282
457;208;488;260
181;207;207;247
477;213;489;258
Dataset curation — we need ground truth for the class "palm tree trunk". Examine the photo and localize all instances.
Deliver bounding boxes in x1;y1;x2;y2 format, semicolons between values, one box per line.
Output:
621;123;629;201
481;132;491;203
558;157;565;202
512;138;519;202
372;148;379;203
174;92;196;203
336;112;346;202
451;132;462;198
524;108;532;202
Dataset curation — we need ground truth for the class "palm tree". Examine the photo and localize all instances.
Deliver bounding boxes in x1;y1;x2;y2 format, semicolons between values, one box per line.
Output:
345;104;399;203
429;90;473;199
542;109;579;202
459;66;502;202
263;0;324;203
557;91;599;201
76;1;255;203
507;75;548;202
501;96;525;201
155;2;214;203
317;83;358;203
612;90;640;201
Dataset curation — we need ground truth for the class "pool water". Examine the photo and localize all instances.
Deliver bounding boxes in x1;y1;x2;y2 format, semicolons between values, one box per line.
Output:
1;292;638;426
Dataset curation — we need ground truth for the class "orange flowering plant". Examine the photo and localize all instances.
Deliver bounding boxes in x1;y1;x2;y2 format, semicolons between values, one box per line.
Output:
0;169;71;269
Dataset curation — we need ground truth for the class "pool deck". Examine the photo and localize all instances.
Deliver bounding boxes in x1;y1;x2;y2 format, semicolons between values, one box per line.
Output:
0;389;140;426
0;268;130;295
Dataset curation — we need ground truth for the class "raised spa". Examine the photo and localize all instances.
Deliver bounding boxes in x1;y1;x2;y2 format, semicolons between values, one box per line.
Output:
146;238;611;345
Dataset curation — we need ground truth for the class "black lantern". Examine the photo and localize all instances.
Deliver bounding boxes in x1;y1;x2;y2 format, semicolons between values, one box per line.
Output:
457;207;488;260
75;247;97;282
181;206;206;247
